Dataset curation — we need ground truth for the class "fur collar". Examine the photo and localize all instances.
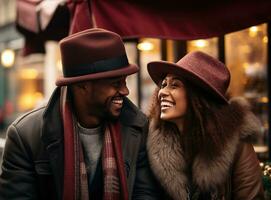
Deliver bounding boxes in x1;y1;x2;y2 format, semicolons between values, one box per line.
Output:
147;97;261;200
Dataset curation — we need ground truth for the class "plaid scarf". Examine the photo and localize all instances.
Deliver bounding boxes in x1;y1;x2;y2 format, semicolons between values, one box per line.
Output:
60;87;128;200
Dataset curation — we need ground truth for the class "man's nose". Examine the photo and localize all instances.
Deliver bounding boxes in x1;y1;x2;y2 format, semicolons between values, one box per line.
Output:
119;83;129;96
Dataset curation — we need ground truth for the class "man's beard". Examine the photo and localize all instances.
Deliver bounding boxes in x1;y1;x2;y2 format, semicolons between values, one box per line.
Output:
103;108;120;122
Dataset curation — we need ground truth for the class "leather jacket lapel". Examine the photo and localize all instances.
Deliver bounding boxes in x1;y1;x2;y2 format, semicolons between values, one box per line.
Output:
40;91;146;200
45;138;63;200
42;87;64;200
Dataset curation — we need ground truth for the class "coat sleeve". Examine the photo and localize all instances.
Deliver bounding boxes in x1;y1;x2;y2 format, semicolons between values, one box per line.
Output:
132;120;163;200
0;125;38;200
231;142;264;200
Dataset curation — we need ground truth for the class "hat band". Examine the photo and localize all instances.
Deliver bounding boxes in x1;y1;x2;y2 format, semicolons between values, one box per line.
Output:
63;55;129;77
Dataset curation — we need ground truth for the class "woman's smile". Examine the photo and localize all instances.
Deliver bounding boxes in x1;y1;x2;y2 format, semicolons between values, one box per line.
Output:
160;99;175;111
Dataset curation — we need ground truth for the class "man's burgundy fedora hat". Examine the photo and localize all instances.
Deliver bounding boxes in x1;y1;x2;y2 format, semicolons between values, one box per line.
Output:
147;51;231;103
56;28;139;86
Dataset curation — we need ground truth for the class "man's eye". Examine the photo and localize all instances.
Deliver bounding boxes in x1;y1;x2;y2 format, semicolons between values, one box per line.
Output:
112;82;119;86
112;81;122;88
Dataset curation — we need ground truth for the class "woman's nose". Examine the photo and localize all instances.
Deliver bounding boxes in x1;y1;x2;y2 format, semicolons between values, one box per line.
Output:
158;87;169;99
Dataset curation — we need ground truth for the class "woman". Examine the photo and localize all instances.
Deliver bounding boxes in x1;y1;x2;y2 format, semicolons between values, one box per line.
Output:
147;51;264;200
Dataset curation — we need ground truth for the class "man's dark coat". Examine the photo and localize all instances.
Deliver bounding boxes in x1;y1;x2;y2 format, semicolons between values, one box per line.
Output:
0;88;161;200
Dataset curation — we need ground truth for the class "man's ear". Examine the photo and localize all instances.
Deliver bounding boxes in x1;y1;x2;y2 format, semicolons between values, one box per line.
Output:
69;82;88;94
76;82;86;89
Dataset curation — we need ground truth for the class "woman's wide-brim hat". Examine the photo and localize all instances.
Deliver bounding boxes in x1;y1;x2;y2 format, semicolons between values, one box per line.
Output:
147;51;231;103
56;28;138;86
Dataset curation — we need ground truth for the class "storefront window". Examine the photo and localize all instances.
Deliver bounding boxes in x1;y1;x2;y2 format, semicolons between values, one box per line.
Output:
16;70;43;112
15;54;45;113
138;38;160;113
124;42;138;106
0;0;16;26
226;23;268;159
187;38;218;58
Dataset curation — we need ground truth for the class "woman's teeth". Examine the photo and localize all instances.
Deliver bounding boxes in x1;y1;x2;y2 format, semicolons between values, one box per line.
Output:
161;100;174;110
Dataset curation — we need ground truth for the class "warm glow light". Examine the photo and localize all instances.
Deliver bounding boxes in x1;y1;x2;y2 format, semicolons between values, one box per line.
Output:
57;59;62;71
253;145;268;153
260;96;268;103
193;40;208;48
249;26;258;33
19;69;39;79
137;41;154;51
1;49;15;67
243;62;262;76
18;92;44;111
264;121;269;129
249;26;258;37
34;92;43;100
263;36;268;44
242;62;250;70
19;94;36;110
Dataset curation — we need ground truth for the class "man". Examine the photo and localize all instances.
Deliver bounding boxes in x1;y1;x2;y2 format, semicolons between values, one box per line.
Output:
0;28;160;200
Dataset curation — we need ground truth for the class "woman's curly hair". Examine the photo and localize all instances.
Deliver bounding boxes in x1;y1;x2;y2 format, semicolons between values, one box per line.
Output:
148;80;245;162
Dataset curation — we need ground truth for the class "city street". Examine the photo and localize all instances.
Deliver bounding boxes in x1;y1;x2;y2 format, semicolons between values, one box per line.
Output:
0;0;270;198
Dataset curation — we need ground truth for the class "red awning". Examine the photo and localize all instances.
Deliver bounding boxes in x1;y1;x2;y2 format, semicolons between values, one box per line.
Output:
89;0;271;40
16;0;271;55
15;0;70;55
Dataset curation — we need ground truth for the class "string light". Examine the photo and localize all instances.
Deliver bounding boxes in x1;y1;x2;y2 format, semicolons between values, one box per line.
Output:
193;40;208;48
1;49;15;67
137;41;154;51
249;26;258;37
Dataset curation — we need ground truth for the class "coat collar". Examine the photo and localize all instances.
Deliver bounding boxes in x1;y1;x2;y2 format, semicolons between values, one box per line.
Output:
41;87;64;199
41;88;145;144
42;87;63;146
120;97;146;128
147;98;261;200
41;87;146;199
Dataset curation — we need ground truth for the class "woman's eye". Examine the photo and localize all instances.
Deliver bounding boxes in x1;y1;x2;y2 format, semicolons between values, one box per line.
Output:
171;81;183;88
161;83;166;88
170;82;178;87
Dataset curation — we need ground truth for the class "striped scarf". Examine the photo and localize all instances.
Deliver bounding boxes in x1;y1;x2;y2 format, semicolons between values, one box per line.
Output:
60;86;128;200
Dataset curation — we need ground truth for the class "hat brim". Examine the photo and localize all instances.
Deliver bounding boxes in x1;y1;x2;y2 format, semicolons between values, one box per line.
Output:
147;61;228;104
56;64;139;86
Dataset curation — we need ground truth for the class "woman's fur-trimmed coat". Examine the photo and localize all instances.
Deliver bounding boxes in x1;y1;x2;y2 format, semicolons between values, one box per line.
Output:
147;98;264;200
